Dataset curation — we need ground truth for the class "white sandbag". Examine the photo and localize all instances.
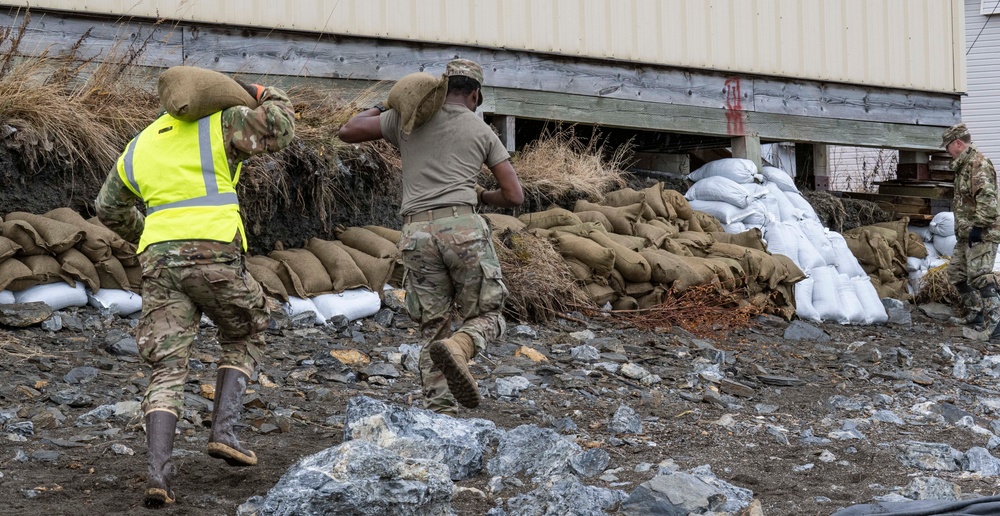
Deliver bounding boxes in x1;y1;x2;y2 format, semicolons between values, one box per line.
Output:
853;276;888;324
763;182;805;222
908;269;928;296
785;191;819;222
88;289;142;316
924;241;940;261
284;296;325;325
687;158;762;184
928;257;949;269
762;222;799;262
723;222;747;233
932;234;957;257
797;233;828;270
684;176;763;208
742;206;770;227
810;265;844;322
312;288;381;322
761;166;799;192
905;256;927;272
0;290;12;304
837;273;867;324
687;199;758;224
908;224;933;243
14;282;88;311
828;232;867;278
929;212;955;237
794;277;821;322
800;219;837;265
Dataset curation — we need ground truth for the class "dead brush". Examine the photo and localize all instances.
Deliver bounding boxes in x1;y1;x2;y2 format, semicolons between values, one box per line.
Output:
495;128;630;210
603;284;766;338
841;198;894;231
493;228;594;323
802;190;846;232
914;263;958;306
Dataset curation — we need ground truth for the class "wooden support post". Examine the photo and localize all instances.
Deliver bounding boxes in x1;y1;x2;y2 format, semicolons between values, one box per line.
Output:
731;134;762;171
795;143;829;190
898;151;930;181
493;115;516;152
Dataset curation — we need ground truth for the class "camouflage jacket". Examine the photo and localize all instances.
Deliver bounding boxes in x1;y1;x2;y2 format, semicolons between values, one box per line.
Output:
952;144;1000;242
94;86;295;269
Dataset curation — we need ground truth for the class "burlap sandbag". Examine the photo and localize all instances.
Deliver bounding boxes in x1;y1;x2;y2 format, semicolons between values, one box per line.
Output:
336;227;401;260
547;222;603;238
673;231;716;256
646;218;681;237
643;183;677;220
518;208;583;230
563;257;592;282
637;285;667;309
674;256;722;290
5;212;84;255
574;211;614;233
363;225;402;245
0;258;36;292
86;215;140;262
692;211;724;233
22;255;73;286
482;213;527;233
712;256;746;287
626;281;655;299
158;66;257;122
632;223;669;248
640;249;700;289
334;241;395;292
906;232;929;259
602;188;646;208
709;229;767;251
95;257;131;291
573;200;642;235
1;220;46;256
604;232;646;252
304;238;369;292
583;282;617;306
124;265;142;292
45;208;122;262
710;243;781;292
0;236;21;261
661;238;694;257
663;189;694;220
270;249;335;296
608;269;627;295
772;253;806;286
245;260;289;302
553;232;616;279
58;248;100;292
247;255;307;299
587;231;651;283
385;72;448;134
612;295;638;311
843;231;892;273
846;225;906;262
685;214;704;233
871;218;909;250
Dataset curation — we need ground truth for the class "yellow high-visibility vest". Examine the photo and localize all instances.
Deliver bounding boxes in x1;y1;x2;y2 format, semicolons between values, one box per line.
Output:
116;111;246;252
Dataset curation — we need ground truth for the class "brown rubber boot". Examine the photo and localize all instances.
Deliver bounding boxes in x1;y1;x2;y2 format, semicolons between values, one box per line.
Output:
963;285;1000;342
427;332;482;409
207;368;258;466
144;411;177;508
949;281;984;326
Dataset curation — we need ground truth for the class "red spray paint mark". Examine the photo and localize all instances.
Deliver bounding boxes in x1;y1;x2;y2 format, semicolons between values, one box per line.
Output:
724;77;745;136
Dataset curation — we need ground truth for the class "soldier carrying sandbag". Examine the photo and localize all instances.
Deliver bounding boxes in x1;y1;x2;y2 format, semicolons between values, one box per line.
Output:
338;59;524;415
942;122;1000;341
94;66;295;508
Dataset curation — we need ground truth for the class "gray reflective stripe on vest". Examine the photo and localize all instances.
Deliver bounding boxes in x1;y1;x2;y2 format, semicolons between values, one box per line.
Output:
146;192;239;214
143;116;234;214
122;137;140;195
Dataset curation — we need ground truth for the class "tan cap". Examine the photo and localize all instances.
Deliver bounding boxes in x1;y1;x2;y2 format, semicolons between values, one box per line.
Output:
942;122;970;147
445;59;484;86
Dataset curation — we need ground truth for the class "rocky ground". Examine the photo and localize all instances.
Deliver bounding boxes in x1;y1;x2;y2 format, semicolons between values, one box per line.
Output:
2;296;1000;515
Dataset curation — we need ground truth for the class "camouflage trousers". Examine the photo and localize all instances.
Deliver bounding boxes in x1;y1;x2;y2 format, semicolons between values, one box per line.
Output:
399;210;508;414
137;257;268;417
948;240;999;290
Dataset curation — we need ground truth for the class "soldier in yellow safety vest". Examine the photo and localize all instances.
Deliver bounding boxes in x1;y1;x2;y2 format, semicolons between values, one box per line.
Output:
94;77;295;508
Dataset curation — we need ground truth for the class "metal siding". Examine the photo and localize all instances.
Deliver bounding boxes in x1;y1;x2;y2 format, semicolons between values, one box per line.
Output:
7;0;963;93
964;0;1000;159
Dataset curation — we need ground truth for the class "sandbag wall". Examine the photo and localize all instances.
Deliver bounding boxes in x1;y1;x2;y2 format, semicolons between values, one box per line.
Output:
905;211;1000;295
682;159;887;324
489;182;805;319
840;218;928;300
0;209;142;315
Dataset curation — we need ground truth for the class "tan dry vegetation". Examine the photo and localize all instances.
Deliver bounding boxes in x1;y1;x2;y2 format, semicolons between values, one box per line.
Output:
914;263;959;306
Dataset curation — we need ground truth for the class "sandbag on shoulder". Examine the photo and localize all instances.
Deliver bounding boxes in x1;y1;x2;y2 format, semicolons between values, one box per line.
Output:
386;72;448;134
158;66;257;122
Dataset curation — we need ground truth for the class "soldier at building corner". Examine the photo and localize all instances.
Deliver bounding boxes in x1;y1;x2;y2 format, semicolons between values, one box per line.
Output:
94;77;295;507
337;58;524;415
942;122;1000;342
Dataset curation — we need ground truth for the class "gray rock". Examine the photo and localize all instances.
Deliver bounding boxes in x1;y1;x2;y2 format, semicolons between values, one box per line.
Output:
397;344;421;373
0;302;53;327
961;447;1000;476
61;313;84;331
935;402;975;425
799;428;832;445
343;396;498;481
871;410;905;425
360;363;400;379
569;330;596;341
243;440;453;516
571;345;601;362
64;366;100;385
609;405;643;435
689;465;754;513
620;363;651;380
550;416;578;433
569;448;610;478
373;308;394;327
505;475;627;516
898;441;963;472
111;443;134;456
783;320;831;342
488;425;582;480
621;472;726;515
509;325;537;339
900;476;960;501
917;302;952;321
41;314;62;331
882;298;911;326
827;395;868;412
30;450;61;462
76;401;141;426
755;404;778;415
495;376;531;397
381;288;407;313
105;332;139;357
4;420;33;437
766;425;789;445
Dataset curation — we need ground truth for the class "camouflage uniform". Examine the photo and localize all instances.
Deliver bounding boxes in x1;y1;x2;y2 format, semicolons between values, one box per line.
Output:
95;86;295;417
400;209;508;414
947;141;1000;291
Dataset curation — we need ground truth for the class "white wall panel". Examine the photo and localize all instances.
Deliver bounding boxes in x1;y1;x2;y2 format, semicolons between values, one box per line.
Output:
963;0;1000;159
7;0;966;93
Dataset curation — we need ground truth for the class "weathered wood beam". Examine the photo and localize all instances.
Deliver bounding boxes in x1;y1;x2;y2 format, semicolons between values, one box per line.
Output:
492;115;516;153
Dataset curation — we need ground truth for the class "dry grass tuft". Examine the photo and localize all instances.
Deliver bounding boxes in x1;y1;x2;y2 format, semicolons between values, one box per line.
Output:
914;263;958;306
493;228;594;323
499;128;631;209
605;284;766;338
841;198;895;231
802;190;846;232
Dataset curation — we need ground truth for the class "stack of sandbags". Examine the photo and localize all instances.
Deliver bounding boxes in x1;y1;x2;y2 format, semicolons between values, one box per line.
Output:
685;159;887;324
0;209;143;315
843;218;926;300
928;212;957;257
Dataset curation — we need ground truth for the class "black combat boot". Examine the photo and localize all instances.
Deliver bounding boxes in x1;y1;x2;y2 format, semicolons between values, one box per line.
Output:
949;281;984;326
207;368;257;466
964;285;1000;342
144;411;177;508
